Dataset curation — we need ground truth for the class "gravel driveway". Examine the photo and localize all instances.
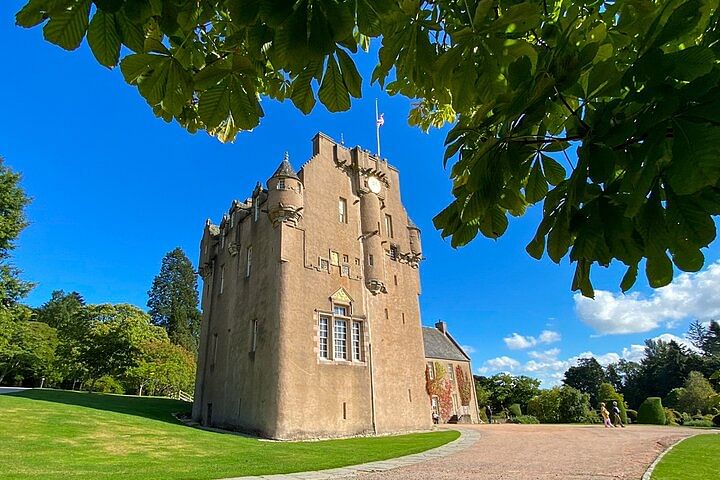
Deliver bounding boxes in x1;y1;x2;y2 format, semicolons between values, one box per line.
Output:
346;424;700;480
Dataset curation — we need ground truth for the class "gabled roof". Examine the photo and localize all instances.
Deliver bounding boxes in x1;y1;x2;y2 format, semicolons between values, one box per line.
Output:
422;327;470;362
271;152;300;180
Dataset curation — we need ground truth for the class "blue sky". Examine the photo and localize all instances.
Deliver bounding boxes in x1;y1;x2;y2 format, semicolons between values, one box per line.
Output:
3;3;720;386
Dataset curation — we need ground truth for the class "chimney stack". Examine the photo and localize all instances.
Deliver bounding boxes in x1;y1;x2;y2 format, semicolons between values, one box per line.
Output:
435;320;447;335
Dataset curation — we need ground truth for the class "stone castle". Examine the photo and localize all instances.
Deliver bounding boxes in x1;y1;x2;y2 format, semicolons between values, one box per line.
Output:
192;133;479;439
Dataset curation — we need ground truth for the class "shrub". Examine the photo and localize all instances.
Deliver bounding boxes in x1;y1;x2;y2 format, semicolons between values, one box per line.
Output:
626;409;637;423
515;415;539;424
712;413;720;427
527;388;561;423
477;406;489;423
664;388;686;410
558;386;591;423
637;397;666;425
91;375;125;394
509;403;522;418
664;408;679;426
680;412;693;425
683;419;714;428
585;409;601;424
677;372;716;415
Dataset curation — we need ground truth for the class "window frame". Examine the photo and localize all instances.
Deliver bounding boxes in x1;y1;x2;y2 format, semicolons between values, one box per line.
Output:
333;318;347;360
338;197;347;223
245;246;252;278
385;214;394;238
351;320;362;361
318;315;330;359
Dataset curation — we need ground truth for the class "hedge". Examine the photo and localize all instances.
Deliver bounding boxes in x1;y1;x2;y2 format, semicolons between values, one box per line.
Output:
637;397;666;425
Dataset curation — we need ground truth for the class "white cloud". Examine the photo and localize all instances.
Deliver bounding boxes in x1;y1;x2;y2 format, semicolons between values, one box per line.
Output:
477;356;519;374
621;344;646;363
460;345;476;354
528;348;561;361
574;261;720;334
503;330;562;350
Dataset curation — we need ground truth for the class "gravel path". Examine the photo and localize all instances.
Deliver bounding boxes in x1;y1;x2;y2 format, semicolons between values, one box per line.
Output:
343;424;700;480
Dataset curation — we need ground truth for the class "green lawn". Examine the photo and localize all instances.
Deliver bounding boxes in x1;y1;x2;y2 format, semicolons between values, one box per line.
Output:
651;434;720;480
0;389;458;480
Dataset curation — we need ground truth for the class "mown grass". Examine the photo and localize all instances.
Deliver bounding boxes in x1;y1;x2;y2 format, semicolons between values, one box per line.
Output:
651;433;720;480
0;389;457;480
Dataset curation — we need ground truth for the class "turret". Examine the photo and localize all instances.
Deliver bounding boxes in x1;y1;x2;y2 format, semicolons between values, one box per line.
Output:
266;152;304;226
408;217;422;257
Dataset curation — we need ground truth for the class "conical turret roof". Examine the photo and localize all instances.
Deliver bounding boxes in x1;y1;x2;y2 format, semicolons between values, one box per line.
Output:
271;152;299;180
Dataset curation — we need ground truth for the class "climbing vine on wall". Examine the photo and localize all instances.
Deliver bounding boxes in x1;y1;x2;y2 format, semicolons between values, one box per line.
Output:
425;362;453;420
456;365;472;407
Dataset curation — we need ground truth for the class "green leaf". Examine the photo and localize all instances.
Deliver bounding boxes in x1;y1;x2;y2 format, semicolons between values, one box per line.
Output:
16;0;53;28
671;247;704;272
547;216;572;264
525;160;548;203
667;47;715;82
43;0;91;50
667;120;720;194
450;224;478;248
336;49;362;98
120;53;162;83
540;155;566;186
114;8;144;52
525;231;545;260
652;0;702;47
646;252;673;288
290;63;320;114
162;59;192;116
198;82;231;130
478;207;508;239
93;0;124;13
318;56;351;112
571;259;594;298
620;263;638;292
87;10;121;67
194;61;231;90
587;144;615;183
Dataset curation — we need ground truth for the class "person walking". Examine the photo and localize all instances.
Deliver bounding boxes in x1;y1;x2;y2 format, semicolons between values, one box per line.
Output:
600;402;613;428
611;401;625;428
486;405;493;424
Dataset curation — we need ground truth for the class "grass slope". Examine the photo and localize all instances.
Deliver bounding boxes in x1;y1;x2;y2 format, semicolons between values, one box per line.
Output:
651;434;720;480
0;389;458;480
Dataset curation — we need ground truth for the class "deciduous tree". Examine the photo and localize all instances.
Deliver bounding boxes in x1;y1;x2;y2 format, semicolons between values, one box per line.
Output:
563;357;605;405
16;1;720;294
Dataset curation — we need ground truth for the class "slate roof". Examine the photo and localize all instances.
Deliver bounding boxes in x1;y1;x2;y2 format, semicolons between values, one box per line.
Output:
422;327;469;362
271;153;300;179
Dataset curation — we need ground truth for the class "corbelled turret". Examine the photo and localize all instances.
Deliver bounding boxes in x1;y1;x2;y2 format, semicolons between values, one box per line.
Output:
266;152;304;226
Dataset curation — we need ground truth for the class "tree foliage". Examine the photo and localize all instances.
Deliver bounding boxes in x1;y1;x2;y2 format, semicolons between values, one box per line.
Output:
16;0;720;294
474;373;541;412
676;370;717;414
0;160;32;307
147;247;201;355
557;385;591;423
563;356;605;405
0;309;58;384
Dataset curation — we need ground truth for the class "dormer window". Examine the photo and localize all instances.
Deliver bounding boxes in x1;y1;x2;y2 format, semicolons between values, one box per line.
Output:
278;179;286;190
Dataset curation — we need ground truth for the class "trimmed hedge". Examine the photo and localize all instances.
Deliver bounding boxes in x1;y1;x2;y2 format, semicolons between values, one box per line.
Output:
637;397;666;425
515;415;539;424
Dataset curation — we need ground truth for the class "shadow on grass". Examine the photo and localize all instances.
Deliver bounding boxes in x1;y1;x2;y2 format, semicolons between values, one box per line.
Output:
7;389;191;424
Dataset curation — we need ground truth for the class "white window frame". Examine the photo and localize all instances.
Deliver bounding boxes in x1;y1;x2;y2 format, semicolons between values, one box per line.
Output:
278;179;286;190
427;362;435;380
448;363;454;381
351;321;362;361
251;319;258;352
339;197;347;223
246;246;252;278
319;316;329;359
254;201;259;221
333;319;347;360
219;265;225;294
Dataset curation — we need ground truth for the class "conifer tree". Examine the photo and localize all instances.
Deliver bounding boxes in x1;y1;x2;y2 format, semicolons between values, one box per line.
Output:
147;248;201;355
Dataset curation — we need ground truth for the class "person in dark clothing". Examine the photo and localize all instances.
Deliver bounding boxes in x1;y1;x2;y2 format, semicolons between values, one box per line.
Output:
611;401;625;428
486;405;493;424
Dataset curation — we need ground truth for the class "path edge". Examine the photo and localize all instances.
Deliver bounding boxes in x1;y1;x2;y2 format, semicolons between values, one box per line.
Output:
220;426;480;480
641;434;697;480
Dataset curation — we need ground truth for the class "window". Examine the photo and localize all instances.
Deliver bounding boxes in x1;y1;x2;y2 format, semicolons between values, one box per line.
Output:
427;362;435;380
447;363;454;381
211;333;218;369
230;212;234;228
389;245;398;261
352;321;362;361
368;254;374;266
402;312;405;325
251;320;258;352
219;265;225;294
330;251;339;266
408;388;412;403
339;198;347;223
277;179;285;189
319;258;329;272
342;254;349;263
245;246;252;277
341;264;350;277
319;316;329;359
394;274;398;285
254;201;259;221
385;214;394;238
334;305;348;316
334;319;347;359
221;233;225;249
431;396;439;414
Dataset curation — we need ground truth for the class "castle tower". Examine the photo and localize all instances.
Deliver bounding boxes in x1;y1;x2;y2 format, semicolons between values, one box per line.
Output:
193;133;432;439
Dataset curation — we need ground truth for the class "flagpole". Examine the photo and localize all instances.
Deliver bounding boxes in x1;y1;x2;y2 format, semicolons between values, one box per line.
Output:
375;98;381;158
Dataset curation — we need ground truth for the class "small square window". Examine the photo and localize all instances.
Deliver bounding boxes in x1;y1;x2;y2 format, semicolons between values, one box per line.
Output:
342;254;349;263
341;264;350;277
354;257;360;266
334;305;348;316
278;179;285;190
320;258;329;271
389;245;398;261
